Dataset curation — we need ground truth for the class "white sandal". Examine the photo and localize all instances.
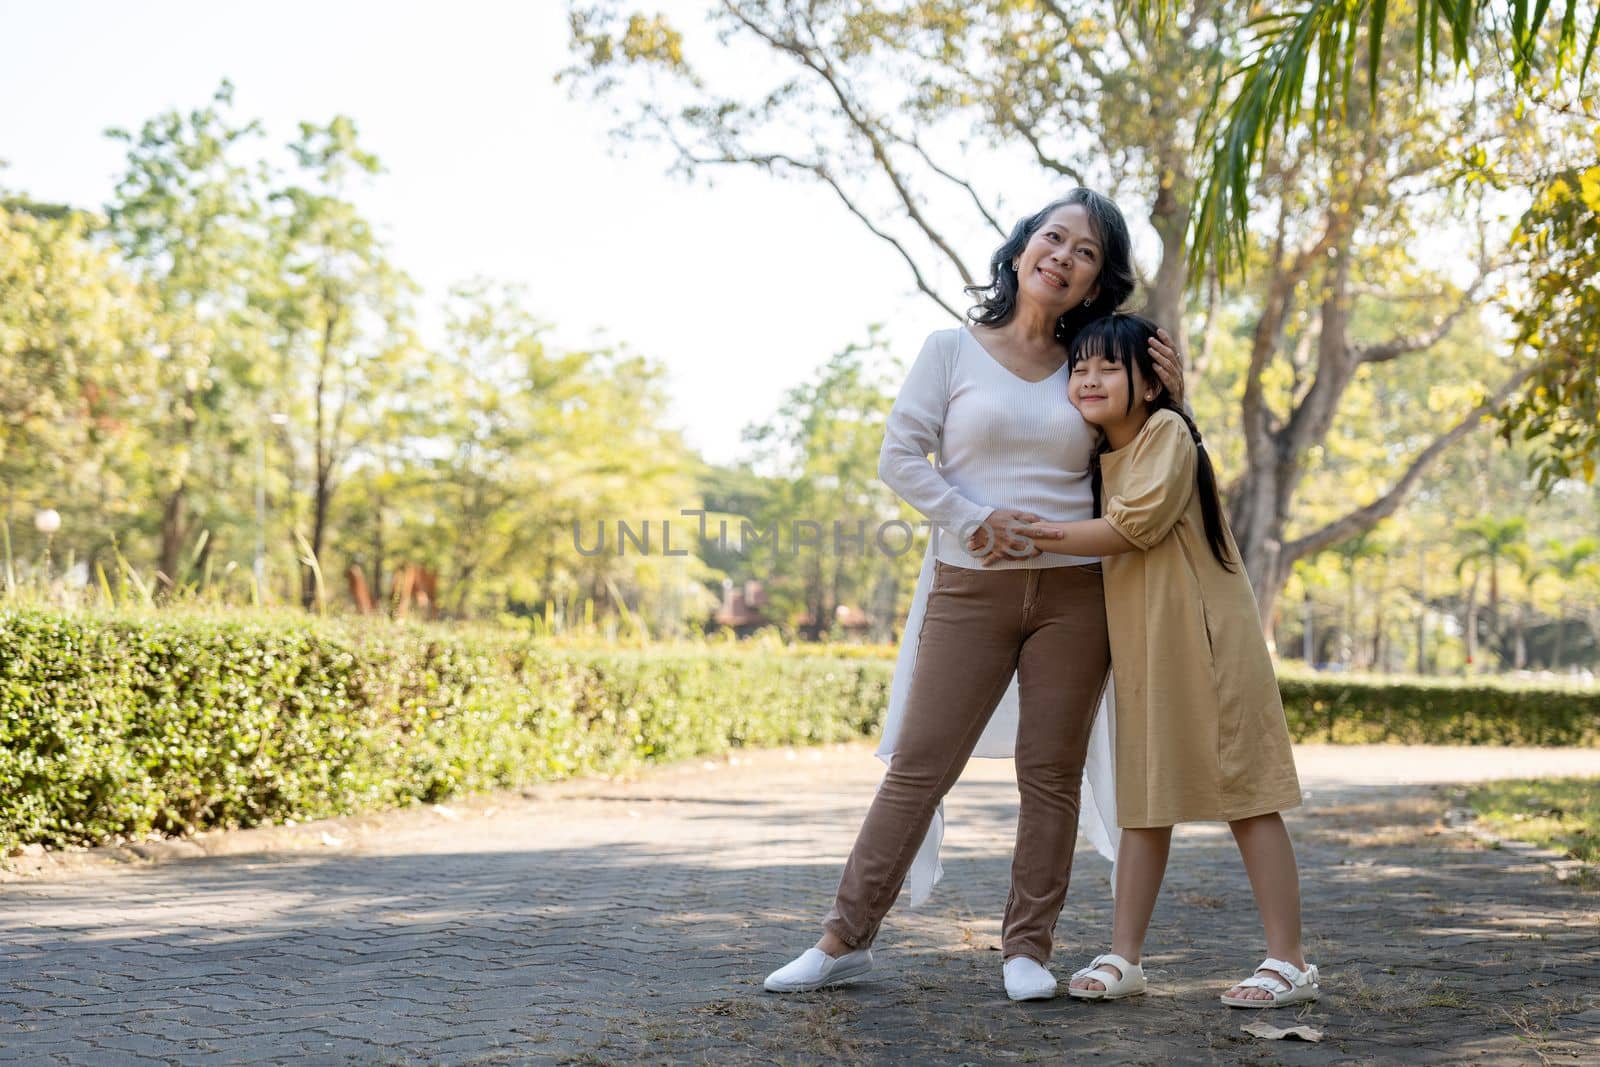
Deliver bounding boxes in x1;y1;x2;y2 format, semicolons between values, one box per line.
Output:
1219;957;1320;1008
1067;952;1147;1001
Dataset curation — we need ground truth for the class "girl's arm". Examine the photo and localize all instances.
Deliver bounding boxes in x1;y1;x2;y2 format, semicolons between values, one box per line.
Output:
1012;519;1138;558
1025;413;1194;568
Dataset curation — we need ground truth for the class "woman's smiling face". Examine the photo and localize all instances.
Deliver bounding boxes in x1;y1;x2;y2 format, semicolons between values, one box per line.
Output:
1013;204;1103;314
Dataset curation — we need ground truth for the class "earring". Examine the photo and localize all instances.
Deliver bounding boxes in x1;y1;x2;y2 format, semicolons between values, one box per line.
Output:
1009;261;1018;271
1083;297;1093;307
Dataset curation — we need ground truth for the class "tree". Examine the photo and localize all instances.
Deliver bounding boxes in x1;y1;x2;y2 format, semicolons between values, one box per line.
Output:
103;81;270;595
742;330;912;639
1328;528;1388;670
1456;515;1529;670
420;282;580;616
1504;154;1600;487
564;1;1243;341
1161;0;1599;481
405;282;702;626
1213;85;1536;630
1543;535;1599;669
1170;0;1597;268
566;2;1543;635
0;199;157;581
265;117;421;609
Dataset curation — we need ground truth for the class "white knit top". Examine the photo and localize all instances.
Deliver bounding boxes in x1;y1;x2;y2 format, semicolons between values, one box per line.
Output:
878;326;1099;569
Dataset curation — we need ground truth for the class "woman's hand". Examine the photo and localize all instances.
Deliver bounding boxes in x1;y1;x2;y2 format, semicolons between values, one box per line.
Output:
1149;328;1185;408
966;508;1042;564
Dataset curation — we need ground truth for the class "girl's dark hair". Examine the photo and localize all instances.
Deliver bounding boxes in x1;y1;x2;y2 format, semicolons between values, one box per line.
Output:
1069;313;1236;571
965;187;1137;349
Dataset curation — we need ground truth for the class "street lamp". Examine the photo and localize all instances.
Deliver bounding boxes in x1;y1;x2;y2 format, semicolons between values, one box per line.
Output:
34;508;60;584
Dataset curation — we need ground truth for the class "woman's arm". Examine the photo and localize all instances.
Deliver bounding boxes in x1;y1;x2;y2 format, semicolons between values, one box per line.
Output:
1148;328;1188;411
878;332;994;539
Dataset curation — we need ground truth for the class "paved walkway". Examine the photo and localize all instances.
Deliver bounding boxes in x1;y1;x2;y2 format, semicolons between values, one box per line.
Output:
2;744;1598;1065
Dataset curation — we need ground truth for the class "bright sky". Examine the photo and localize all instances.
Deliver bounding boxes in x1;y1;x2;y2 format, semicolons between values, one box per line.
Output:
0;0;969;466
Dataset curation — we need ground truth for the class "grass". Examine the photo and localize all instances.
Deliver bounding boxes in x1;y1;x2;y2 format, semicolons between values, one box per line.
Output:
1464;777;1600;863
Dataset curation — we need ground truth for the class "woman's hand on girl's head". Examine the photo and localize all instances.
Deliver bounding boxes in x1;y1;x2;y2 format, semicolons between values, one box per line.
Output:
1148;328;1184;407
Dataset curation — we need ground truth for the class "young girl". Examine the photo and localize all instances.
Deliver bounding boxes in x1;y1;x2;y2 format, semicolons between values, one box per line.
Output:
1006;313;1320;1008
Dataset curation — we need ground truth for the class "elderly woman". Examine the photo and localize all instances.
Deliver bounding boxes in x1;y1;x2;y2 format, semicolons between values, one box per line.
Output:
764;187;1184;1001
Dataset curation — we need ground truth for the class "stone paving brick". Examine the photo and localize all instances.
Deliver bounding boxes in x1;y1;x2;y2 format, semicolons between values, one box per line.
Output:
1;743;1597;1064
60;1051;171;1067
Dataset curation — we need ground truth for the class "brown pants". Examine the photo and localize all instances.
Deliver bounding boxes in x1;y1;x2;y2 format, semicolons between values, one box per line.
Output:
824;560;1110;964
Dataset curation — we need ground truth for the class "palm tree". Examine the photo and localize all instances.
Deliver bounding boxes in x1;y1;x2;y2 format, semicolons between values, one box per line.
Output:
1127;0;1600;272
1332;530;1387;670
1543;537;1600;670
1128;1;1598;481
1456;517;1529;671
1510;545;1547;671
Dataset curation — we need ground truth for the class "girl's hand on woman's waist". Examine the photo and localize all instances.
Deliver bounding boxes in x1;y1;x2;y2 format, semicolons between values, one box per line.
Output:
999;518;1138;561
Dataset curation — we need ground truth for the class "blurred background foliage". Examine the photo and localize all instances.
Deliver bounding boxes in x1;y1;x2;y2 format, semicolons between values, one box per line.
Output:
3;3;1598;680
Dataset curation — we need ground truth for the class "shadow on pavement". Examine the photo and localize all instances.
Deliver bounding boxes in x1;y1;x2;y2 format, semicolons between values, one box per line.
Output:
1;781;1595;1064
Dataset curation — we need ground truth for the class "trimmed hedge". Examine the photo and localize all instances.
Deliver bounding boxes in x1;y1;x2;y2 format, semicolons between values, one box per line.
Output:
3;609;1597;852
1279;672;1600;747
0;609;890;852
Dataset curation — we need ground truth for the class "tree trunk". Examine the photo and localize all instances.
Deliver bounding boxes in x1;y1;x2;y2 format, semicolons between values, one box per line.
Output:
369;491;385;604
539;543;558;620
1301;591;1315;666
828;555;844;639
2;486;12;595
193;527;214;590
1227;183;1315;636
1415;606;1427;675
304;477;331;610
452;562;478;617
1343;564;1357;669
878;569;899;643
1144;160;1190;350
805;553;826;640
1415;546;1428;675
1553;602;1568;670
1370;561;1388;671
304;295;342;610
1232;470;1290;636
1486;561;1500;656
158;387;199;598
1464;570;1480;673
158;482;188;597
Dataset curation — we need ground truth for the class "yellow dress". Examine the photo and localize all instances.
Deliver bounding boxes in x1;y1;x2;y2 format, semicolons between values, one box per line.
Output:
1099;409;1302;828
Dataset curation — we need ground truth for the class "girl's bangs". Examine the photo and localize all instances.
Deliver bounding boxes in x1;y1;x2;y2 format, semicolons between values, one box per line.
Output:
1068;331;1107;368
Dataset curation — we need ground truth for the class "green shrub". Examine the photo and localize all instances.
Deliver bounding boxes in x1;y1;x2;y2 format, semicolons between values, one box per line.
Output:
1278;671;1600;746
4;608;1597;853
0;609;890;852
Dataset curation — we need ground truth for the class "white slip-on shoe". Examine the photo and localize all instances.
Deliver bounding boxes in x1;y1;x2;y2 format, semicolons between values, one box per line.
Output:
1003;956;1058;1001
763;947;875;993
